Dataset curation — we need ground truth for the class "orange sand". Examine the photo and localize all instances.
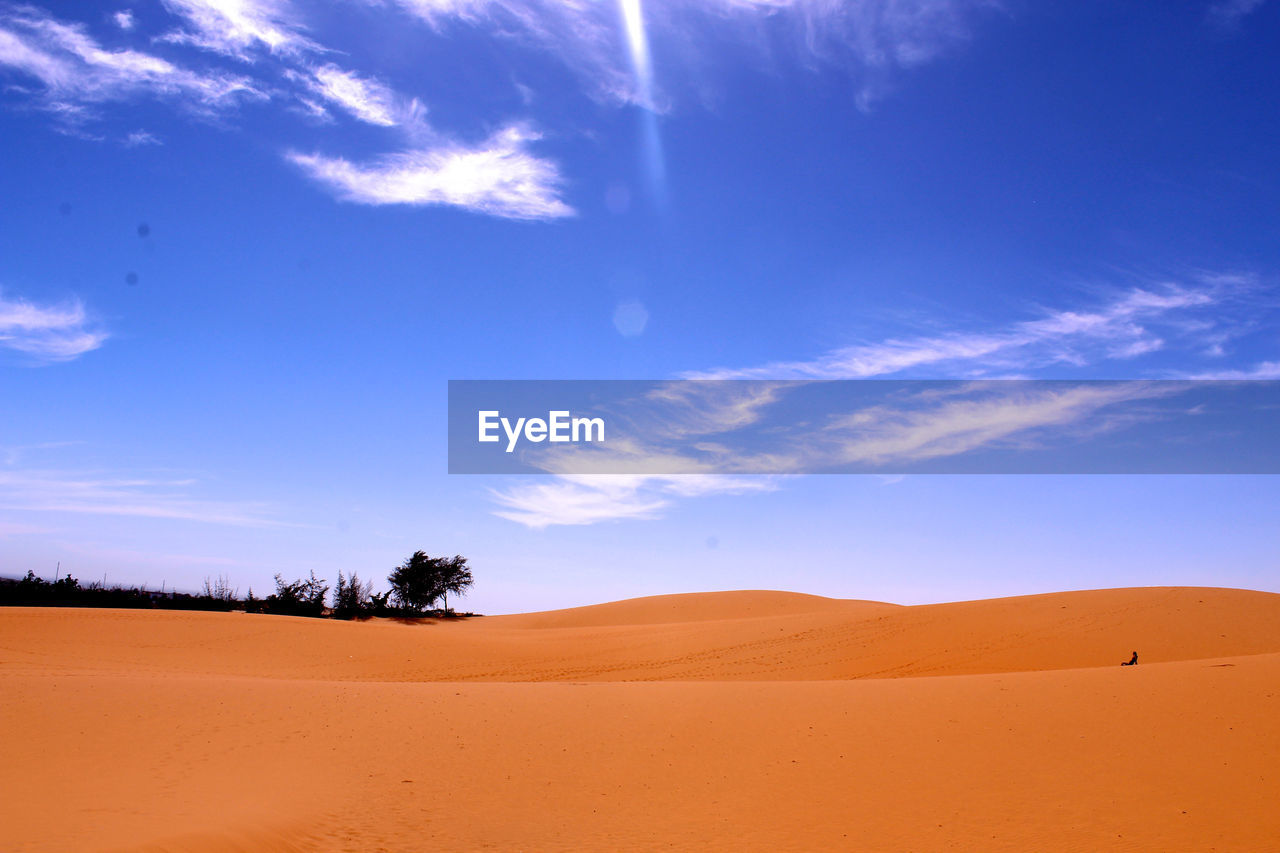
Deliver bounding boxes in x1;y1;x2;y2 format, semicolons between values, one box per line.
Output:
3;586;1279;851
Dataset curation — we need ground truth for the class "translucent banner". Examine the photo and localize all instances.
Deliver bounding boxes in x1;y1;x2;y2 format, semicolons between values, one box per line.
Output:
447;380;1280;474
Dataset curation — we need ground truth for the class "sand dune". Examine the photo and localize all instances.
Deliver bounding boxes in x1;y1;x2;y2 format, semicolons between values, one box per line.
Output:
3;586;1279;851
5;586;1278;682
495;589;894;628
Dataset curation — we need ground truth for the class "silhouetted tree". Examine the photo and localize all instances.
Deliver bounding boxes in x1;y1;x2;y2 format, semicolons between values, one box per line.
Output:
202;575;238;603
388;551;436;613
438;556;473;614
387;552;473;614
265;571;328;617
333;571;373;619
368;589;393;617
52;573;80;595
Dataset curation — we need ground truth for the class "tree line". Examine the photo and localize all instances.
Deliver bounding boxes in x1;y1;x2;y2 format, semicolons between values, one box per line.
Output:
0;550;473;619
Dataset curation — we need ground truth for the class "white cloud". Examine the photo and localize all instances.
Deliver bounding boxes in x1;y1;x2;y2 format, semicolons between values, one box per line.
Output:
158;0;317;57
307;63;398;126
3;4;582;221
490;474;772;528
497;378;1187;481
816;382;1180;468
382;0;996;109
641;380;794;439
0;520;50;538
0;0;1000;226
388;0;643;106
1190;360;1280;379
0;290;106;362
0;7;261;114
689;283;1237;380
490;476;669;527
1207;0;1268;28
486;275;1278;525
57;541;246;570
123;129;161;146
288;125;574;219
0;468;287;526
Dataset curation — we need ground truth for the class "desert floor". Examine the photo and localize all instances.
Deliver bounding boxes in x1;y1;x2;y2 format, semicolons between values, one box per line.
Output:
3;586;1279;851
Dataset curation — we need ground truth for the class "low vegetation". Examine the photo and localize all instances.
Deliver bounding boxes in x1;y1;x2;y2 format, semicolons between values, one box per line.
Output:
0;552;476;619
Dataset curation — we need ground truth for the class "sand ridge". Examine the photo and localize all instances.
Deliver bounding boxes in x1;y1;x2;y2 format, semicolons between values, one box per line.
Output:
4;585;1279;682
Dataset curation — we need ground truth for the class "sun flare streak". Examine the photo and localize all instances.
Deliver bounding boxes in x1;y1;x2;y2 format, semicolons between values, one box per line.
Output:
619;0;665;203
620;0;651;89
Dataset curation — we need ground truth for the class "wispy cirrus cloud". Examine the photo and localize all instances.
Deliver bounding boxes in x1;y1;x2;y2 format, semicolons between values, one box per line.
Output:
0;467;289;527
386;0;648;107
288;124;574;219
488;274;1278;526
1190;360;1280;379
383;0;997;110
0;290;106;362
0;5;262;117
123;129;162;146
0;0;1004;221
491;380;1194;478
0;519;50;538
1;1;577;219
1207;0;1268;28
490;476;670;527
490;474;773;528
304;63;400;126
708;0;997;109
158;0;318;58
813;381;1181;468
486;379;1213;528
689;278;1257;380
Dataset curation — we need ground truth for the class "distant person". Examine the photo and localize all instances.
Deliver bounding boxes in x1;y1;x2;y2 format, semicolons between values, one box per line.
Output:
1121;651;1138;666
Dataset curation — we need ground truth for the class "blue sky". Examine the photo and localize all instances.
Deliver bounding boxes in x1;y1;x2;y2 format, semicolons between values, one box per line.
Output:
1;0;1277;612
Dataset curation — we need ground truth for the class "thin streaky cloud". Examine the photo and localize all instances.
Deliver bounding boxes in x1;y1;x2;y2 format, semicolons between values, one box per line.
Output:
672;383;1177;474
1207;0;1268;28
0;290;106;362
507;380;1187;479
56;541;247;572
0;468;291;527
641;381;797;439
489;276;1279;525
0;520;51;538
1189;361;1280;380
0;0;1003;223
306;63;398;126
489;273;1277;525
386;0;644;107
489;474;772;528
158;0;318;57
0;6;262;113
288;125;574;219
2;3;576;219
1;441;86;467
688;283;1239;380
489;477;669;528
380;0;995;110
818;382;1181;468
123;129;161;146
